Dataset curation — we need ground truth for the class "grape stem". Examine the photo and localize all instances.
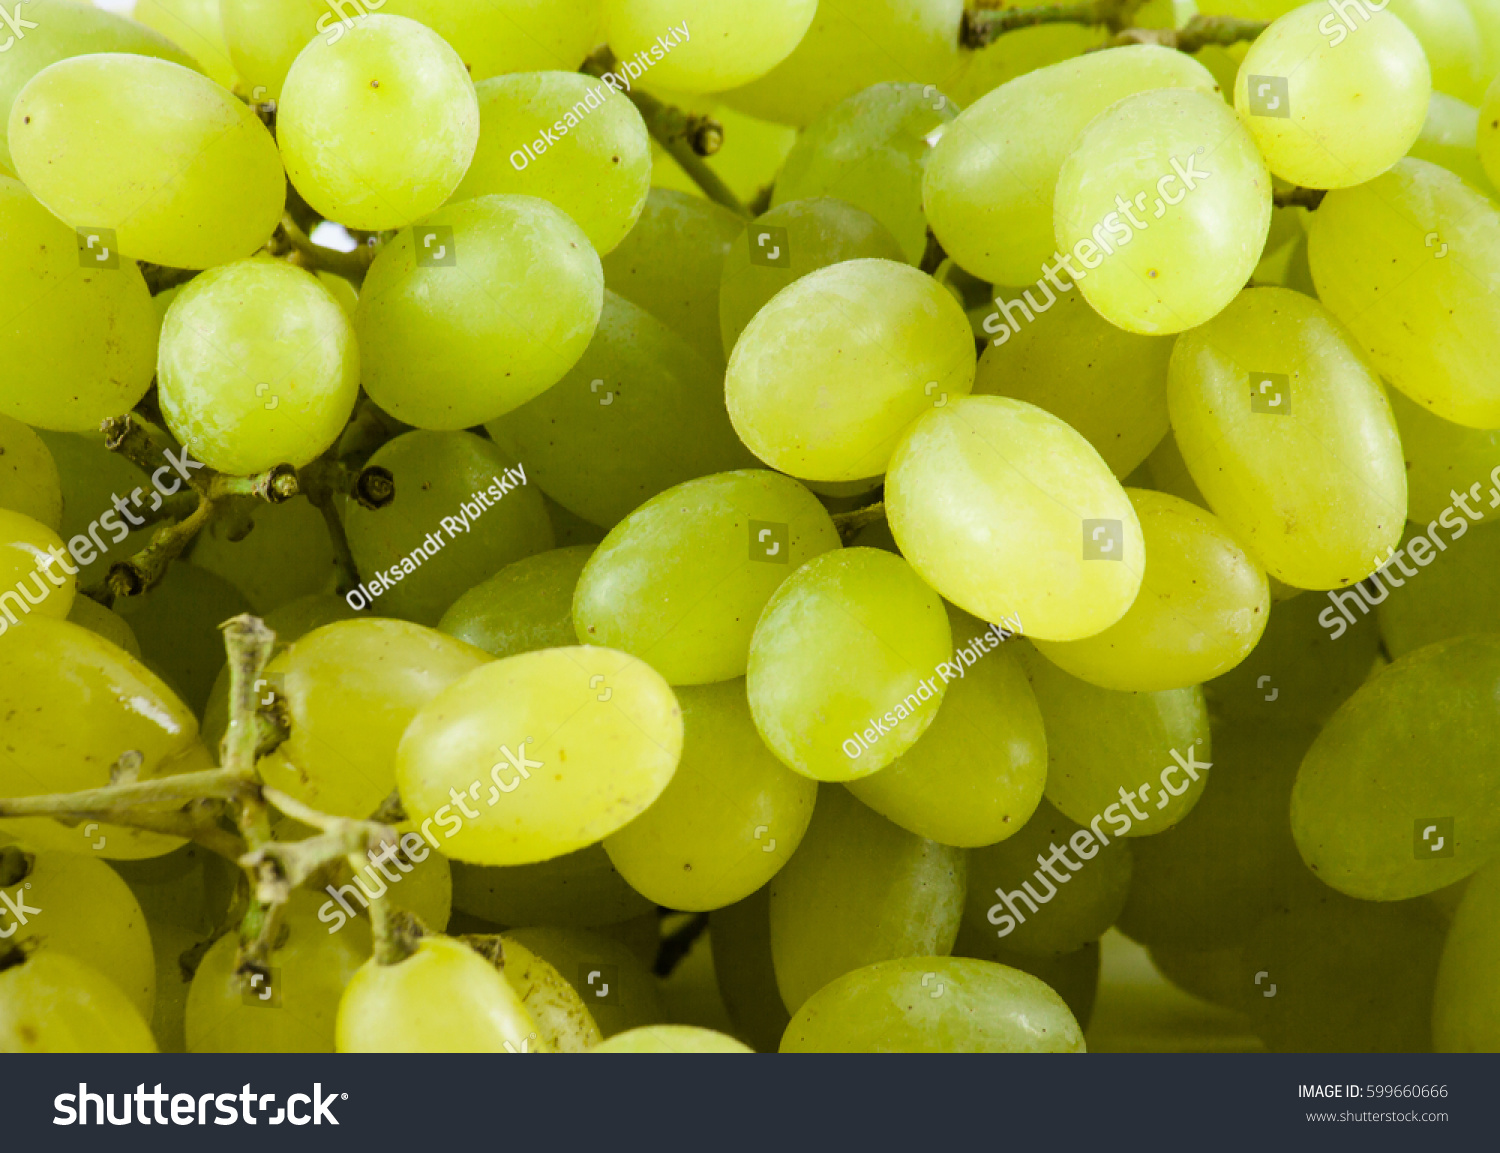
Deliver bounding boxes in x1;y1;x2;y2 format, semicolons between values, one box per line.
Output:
963;0;1149;47
279;214;380;283
297;455;364;596
653;912;709;977
832;501;888;545
1096;15;1269;51
1272;185;1328;210
580;47;751;218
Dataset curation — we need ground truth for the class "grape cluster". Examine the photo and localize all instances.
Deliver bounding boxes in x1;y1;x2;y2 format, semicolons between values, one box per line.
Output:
2;0;1500;1057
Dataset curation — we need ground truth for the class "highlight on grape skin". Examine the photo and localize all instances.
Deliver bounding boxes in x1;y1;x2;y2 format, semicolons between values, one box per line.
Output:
1;0;1499;1068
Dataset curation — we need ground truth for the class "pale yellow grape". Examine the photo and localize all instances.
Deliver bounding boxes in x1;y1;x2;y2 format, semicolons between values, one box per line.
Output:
440;545;594;659
1432;860;1500;1051
924;45;1218;287
396;646;683;866
133;0;238;89
1168;288;1406;589
593;1025;751;1052
219;0;326;100
725;259;975;482
886;396;1144;642
190;498;342;615
450;72;651;255
603;679;817;911
1054;87;1271;335
66;595;141;658
1386;385;1500;525
846;606;1047;849
746;548;951;781
451;845;655;927
496;936;601;1052
0;952;157;1053
975;284;1173;478
1465;0;1500;75
605;0;816;94
1410;91;1494;193
572;470;840;684
1482;77;1500;189
0;178;157;431
338;936;541;1052
158;259;360;476
503;926;667;1036
1033;490;1270;692
1234;3;1429;189
33;430;158;588
356;195;603;430
0;507;74;625
0;415;60;531
1386;0;1488;103
780;956;1084;1053
9;54;283;269
948;21;1106;108
278;14;478;230
1309;160;1500;429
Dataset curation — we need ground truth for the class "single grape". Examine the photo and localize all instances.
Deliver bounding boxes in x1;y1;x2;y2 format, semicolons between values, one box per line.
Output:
1385;0;1487;104
133;0;239;89
0;507;75;625
1306;159;1500;428
947;18;1105;108
190;498;340;616
725;259;976;482
1464;0;1500;77
449;844;655;928
9;54;284;269
846;605;1047;849
343;430;555;626
487;291;757;528
0;414;61;530
780;956;1085;1053
1167;287;1406;589
503;925;668;1037
1482;75;1500;190
1377;522;1500;659
951;935;1101;1033
885;396;1143;642
440;545;594;659
593;1024;751;1052
66;595;142;659
450;71;651;255
1410;91;1494;193
382;0;606;80
356;195;603;430
718;198;905;355
1432;859;1500;1051
0;178;158;431
158;260;359;476
277;14;478;230
573;470;840;685
0;952;157;1053
604;0;816;94
710;886;788;1051
492;936;602;1052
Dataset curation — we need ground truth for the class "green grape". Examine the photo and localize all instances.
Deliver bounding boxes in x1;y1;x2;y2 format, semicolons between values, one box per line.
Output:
487;291;757;528
440;545;594;659
0;951;157;1053
948;23;1106;108
1377;522;1500;659
718;198;905;355
1015;641;1212;836
0;507;75;626
973;284;1172;479
34;431;161;589
317;823;453;935
604;0;815;94
343;430;555;626
1467;0;1500;74
1386;0;1488;103
768;787;965;1012
0;414;61;530
257;619;489;820
190;499;339;616
356;195;603;430
961;800;1133;959
1410;91;1494;193
142;920;202;1052
1292;635;1500;900
450;844;656;928
1;845;155;1019
1242;887;1447;1052
603;679;817;911
718;0;965;128
113;563;252;716
219;0;324;99
503;925;668;1037
450;72;651;256
772;83;955;264
601;188;746;366
1235;3;1429;189
1168;288;1406;589
923;45;1218;288
186;892;371;1053
0;0;196;173
133;0;239;89
0;616;203;857
1134;430;1209;510
546;497;608;547
593;1024;751;1052
710;886;788;1051
9;54;284;269
337;935;540;1052
1053;88;1271;335
1307;159;1500;429
952;936;1100;1032
1146;943;1249;1012
885;396;1143;642
573;470;840;685
0;178;158;431
1117;721;1316;952
846;605;1046;849
747;548;951;781
277;14;478;230
66;594;141;658
725;259;975;482
780;956;1085;1053
656;922;738;1035
497;936;602;1052
397;645;683;865
648;101;797;208
1433;859;1500;1050
1033;490;1270;693
1483;76;1500;189
159;260;358;477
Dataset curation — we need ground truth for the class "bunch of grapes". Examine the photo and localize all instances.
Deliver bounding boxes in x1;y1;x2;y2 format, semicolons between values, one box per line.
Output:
2;0;1499;1057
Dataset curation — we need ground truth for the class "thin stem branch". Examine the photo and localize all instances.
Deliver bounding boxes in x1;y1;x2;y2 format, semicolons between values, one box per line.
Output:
279;214;379;283
964;0;1147;47
1099;14;1268;51
832;502;887;545
298;455;362;595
